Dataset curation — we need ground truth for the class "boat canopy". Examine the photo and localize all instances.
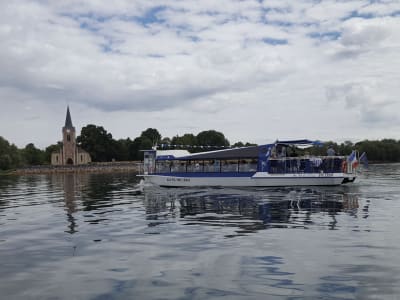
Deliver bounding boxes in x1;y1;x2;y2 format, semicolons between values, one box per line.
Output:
156;150;190;160
176;145;263;160
153;139;324;161
275;139;324;147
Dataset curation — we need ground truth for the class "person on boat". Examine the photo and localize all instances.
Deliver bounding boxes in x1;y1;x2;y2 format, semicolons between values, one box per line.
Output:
327;145;336;156
277;145;286;158
289;147;298;157
270;146;277;158
326;145;336;171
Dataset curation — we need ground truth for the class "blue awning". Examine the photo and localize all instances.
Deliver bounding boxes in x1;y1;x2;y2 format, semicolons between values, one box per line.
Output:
156;155;177;160
275;139;324;147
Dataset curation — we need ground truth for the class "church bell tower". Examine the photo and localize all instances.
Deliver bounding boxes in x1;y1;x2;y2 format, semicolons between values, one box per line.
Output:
62;106;76;165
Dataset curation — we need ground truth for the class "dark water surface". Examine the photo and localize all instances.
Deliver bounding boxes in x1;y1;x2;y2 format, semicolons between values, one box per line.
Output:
1;164;399;299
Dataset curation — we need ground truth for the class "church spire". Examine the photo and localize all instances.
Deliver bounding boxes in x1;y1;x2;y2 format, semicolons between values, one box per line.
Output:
65;106;73;128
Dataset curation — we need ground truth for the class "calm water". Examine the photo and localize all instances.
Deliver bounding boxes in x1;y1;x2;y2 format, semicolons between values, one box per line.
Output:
0;164;399;300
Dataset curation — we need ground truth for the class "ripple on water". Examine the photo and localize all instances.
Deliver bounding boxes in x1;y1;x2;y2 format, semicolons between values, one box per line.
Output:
0;168;400;299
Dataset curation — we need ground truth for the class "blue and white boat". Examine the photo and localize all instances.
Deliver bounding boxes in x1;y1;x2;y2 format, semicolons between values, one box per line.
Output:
139;140;359;187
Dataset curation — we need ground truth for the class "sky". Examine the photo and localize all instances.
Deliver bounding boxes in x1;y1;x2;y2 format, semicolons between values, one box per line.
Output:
1;0;400;149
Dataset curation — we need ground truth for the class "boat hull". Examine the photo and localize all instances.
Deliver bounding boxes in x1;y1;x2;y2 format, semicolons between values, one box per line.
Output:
141;172;355;187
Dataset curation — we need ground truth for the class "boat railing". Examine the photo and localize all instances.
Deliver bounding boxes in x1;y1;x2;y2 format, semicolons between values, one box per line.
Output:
149;155;349;175
268;155;347;174
154;160;258;174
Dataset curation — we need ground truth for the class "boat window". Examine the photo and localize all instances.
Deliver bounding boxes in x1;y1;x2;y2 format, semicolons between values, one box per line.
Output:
155;158;259;173
221;160;239;172
238;159;258;172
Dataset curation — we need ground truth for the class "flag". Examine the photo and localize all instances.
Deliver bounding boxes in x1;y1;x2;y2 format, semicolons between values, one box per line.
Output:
359;152;368;168
265;147;271;157
348;150;358;168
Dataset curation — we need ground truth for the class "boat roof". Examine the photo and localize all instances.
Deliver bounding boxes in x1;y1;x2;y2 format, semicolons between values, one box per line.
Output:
153;139;323;161
177;145;263;160
156;150;190;160
275;139;323;147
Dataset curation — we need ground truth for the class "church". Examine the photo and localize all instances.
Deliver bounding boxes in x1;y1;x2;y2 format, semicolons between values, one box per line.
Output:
51;107;91;165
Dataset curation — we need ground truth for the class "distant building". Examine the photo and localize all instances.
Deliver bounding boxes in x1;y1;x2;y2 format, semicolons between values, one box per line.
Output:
51;107;91;165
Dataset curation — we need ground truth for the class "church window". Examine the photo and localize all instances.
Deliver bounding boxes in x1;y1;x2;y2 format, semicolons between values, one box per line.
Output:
67;134;71;141
81;155;83;162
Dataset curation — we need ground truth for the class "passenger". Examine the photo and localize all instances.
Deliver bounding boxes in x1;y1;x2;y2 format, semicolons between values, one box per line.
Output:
281;147;286;157
326;145;336;171
279;146;286;158
290;147;298;157
327;145;335;156
270;147;277;158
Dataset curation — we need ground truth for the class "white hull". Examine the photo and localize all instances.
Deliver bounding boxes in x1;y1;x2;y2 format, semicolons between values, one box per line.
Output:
141;172;355;187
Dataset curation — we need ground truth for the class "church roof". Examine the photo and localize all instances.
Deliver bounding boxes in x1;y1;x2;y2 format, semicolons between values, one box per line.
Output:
65;106;73;128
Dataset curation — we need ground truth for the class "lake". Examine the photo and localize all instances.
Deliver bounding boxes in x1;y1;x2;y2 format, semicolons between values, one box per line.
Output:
1;164;399;299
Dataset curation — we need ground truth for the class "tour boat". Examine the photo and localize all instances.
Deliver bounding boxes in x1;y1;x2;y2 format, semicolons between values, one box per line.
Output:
139;140;359;187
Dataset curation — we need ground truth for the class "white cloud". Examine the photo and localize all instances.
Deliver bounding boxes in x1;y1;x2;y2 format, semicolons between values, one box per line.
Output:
326;80;399;125
0;0;400;148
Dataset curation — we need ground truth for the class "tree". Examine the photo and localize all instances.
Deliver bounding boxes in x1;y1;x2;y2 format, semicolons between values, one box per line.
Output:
23;143;45;165
0;137;25;170
114;138;131;161
77;124;116;162
232;141;245;147
232;141;257;147
160;137;171;145
128;136;153;160
196;130;229;147
171;134;197;147
0;136;12;170
140;128;161;146
44;143;61;164
0;153;12;170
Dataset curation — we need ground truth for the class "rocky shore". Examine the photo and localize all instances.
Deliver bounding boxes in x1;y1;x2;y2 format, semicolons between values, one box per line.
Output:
10;161;142;175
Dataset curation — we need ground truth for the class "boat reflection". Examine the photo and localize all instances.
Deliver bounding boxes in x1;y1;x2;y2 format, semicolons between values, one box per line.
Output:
143;187;361;235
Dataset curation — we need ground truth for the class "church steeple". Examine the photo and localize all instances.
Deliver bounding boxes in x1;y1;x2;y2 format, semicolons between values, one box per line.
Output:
65;106;73;129
62;106;76;165
51;106;91;166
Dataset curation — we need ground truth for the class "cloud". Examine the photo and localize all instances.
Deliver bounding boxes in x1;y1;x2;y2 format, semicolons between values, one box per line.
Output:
1;0;400;147
326;81;399;125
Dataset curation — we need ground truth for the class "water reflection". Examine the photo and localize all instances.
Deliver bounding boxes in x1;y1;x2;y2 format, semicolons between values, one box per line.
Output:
1;168;400;299
48;172;140;233
143;187;362;236
49;174;83;234
0;176;19;209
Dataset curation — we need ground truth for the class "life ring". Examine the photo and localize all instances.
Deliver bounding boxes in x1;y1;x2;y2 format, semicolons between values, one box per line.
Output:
341;161;347;173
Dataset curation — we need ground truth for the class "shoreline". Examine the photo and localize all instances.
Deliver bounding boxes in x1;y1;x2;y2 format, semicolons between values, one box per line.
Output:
8;161;142;175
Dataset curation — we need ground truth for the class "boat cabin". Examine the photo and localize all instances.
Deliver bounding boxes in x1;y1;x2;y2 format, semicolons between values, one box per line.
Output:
142;140;354;176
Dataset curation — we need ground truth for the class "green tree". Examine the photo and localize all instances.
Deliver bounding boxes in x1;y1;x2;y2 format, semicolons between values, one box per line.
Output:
171;134;197;147
44;143;61;163
128;136;153;160
232;141;245;147
23;143;45;165
77;124;116;162
0;154;12;170
114;138;131;161
356;139;400;162
0;136;12;170
196;130;229;147
0;136;24;170
140;128;161;146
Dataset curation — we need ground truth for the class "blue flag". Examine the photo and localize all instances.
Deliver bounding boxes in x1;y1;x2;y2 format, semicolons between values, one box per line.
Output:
359;152;368;168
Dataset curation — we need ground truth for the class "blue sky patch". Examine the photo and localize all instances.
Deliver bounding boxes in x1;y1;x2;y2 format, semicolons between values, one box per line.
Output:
309;31;341;41
262;38;288;45
342;10;375;21
135;6;166;26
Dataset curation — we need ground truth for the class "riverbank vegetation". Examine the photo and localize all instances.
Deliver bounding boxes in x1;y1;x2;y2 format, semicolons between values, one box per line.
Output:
1;127;399;171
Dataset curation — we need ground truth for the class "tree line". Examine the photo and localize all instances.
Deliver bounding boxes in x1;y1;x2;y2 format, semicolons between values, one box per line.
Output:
1;125;400;171
0;126;250;170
